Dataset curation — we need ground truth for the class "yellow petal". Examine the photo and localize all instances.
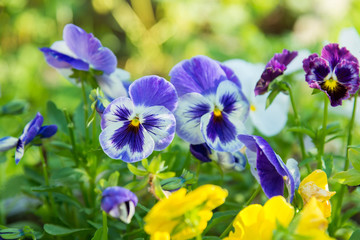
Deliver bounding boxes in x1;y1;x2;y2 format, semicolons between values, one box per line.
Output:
151;232;170;240
299;170;328;190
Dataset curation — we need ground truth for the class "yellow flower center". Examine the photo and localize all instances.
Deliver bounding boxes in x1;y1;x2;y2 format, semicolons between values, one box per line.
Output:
250;104;256;112
131;118;140;127
213;108;222;117
323;78;338;91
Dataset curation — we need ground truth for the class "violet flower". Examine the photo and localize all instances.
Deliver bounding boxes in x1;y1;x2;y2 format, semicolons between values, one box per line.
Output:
254;49;298;95
303;43;360;107
238;134;299;202
170;55;249;153
101;187;138;224
0;113;57;164
99;76;178;163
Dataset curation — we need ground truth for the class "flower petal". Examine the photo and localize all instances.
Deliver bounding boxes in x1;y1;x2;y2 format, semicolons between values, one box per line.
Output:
339;27;360;61
63;24;117;74
218;63;242;89
334;60;359;92
101;97;135;130
15;139;25;164
129;76;178;112
321;43;358;70
20;112;44;145
37;125;58;139
99;122;155;163
96;68;130;100
304;57;331;87
39;47;89;70
175;92;212;144
0;136;18;151
138;105;176;151
286;158;300;190
170;55;228;96
190;143;212;163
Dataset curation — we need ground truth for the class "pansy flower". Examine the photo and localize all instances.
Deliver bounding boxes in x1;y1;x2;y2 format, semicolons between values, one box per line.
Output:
224;59;290;136
99;76;178;163
40;24;129;100
303;43;360;107
101;186;138;224
298;170;335;218
170;55;249;153
190;143;247;171
238;134;299;202
254;49;298;95
0;112;57;164
144;184;227;240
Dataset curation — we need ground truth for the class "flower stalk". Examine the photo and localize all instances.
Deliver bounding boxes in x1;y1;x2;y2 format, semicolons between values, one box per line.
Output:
317;94;329;169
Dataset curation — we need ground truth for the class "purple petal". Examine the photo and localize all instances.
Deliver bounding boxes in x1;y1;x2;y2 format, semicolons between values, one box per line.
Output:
286;158;300;190
37;125;58;138
201;111;246;152
321;43;359;71
96;68;130;100
174;92;212;144
138;105;176;150
304;57;331;86
272;49;298;67
335;60;360;91
218;63;242;89
20;112;44;145
238;134;295;202
101;186;138;213
99;121;155;163
101;97;134;130
254;60;285;96
302;53;319;73
63;24;117;74
170;55;228;96
216;81;249;117
0;136;18;151
129;76;178;112
190;143;212;163
40;47;89;71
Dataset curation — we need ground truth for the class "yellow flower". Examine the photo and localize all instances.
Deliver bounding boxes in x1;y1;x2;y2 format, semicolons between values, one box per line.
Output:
224;196;294;240
298;170;336;218
144;184;228;240
295;197;334;240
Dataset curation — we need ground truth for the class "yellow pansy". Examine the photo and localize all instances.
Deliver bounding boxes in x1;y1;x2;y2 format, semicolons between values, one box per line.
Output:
144;184;228;240
295;197;334;240
298;170;336;218
224;196;294;240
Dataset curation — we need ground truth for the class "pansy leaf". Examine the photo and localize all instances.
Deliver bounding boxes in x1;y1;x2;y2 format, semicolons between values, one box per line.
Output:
156;171;176;180
129;177;149;191
142;159;149;170
332;169;360;186
127;163;148;176
350;229;360;240
47;101;68;134
91;227;103;240
311;88;322;95
287;126;315;139
44;224;91;236
349;148;360;171
266;88;282;109
322;154;333;177
153;177;166;199
107;171;120;187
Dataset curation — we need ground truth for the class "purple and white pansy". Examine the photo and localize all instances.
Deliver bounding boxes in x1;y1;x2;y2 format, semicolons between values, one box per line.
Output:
170;55;249;153
0;112;57;164
99;76;178;163
303;43;360;107
238;134;299;203
254;49;298;96
101;186;138;224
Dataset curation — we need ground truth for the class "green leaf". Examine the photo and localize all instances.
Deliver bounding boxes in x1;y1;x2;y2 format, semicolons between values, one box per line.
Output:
107;171;120;187
31;185;63;193
126;176;149;191
149;156;162;173
349;149;360;171
332;169;360;186
47;101;68;134
311;88;322;95
91;227;103;240
153;177;166;199
142;159;149;170
0;228;23;239
287;127;315;139
44;224;91;236
127;163;148;176
322;155;333;177
350;229;360;240
266;88;281;109
156;171;176;179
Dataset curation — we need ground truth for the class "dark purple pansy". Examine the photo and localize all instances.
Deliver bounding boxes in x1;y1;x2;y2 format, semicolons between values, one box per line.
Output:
238;134;299;202
0;112;57;164
254;49;298;96
170;56;249;153
303;43;360;107
190;143;247;171
101;186;138;224
99;76;178;163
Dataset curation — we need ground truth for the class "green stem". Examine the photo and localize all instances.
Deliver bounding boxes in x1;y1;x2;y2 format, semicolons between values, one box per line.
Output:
102;211;108;240
80;74;89;145
334;94;358;228
64;110;79;167
288;85;310;173
0;156;6;224
317;94;329;169
39;146;57;217
219;185;262;238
